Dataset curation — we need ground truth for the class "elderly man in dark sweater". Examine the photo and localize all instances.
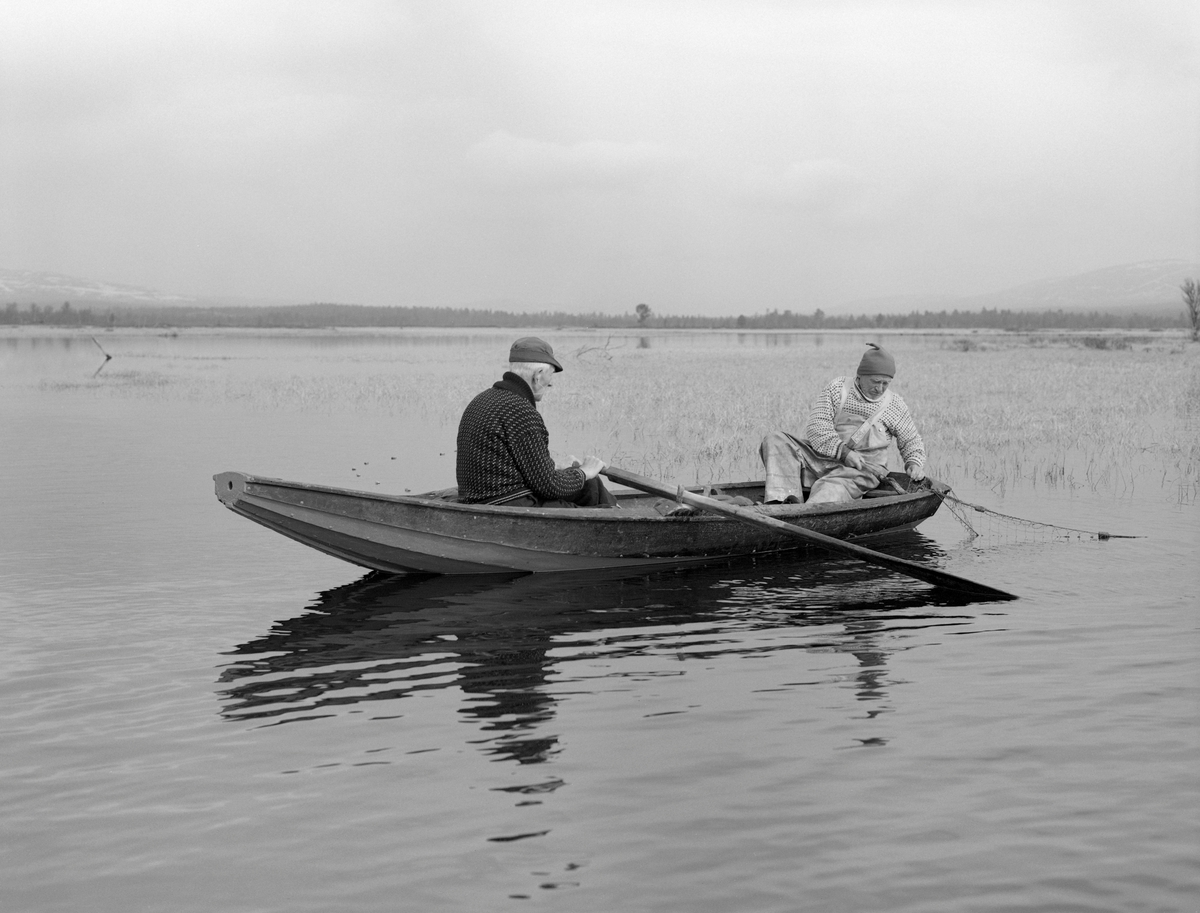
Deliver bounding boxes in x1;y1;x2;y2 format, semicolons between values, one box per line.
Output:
456;337;615;507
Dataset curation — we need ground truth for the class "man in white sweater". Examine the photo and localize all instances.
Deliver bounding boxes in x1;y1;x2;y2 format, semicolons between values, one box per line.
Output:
759;343;927;505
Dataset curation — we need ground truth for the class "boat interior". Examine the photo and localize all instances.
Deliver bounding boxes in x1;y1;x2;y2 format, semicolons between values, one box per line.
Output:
414;473;926;517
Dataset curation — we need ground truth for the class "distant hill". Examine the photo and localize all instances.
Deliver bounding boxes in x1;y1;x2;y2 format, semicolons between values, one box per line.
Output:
974;260;1199;314
0;268;201;307
0;269;304;310
837;259;1199;317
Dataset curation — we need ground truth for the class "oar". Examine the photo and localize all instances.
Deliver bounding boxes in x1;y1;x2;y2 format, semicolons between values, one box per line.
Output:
602;466;1017;601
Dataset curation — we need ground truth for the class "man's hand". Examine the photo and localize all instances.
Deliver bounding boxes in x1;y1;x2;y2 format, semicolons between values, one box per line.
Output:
846;448;887;479
577;455;605;480
907;464;926;483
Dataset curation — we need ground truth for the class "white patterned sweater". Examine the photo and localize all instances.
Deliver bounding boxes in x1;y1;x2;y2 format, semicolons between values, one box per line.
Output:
802;376;926;471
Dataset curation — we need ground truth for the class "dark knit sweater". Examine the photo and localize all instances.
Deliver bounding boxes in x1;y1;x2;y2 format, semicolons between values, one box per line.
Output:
455;373;586;504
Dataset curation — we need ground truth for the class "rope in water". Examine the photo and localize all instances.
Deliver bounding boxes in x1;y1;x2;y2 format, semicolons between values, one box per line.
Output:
938;491;1142;542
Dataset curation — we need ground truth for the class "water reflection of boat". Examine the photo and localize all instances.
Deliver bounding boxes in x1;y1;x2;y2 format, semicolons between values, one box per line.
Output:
213;471;947;575
218;542;979;762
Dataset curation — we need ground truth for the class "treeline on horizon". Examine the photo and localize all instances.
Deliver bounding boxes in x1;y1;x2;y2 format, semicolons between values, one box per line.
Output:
0;299;1189;331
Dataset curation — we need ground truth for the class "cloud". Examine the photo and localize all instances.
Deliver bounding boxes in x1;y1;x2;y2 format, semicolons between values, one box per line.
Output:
734;159;874;222
464;131;682;192
0;0;1195;312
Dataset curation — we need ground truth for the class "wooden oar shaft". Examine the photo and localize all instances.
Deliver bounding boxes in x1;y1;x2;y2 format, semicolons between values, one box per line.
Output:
602;466;1016;601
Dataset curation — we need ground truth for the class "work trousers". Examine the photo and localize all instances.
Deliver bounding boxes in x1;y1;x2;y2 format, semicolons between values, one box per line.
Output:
759;431;884;504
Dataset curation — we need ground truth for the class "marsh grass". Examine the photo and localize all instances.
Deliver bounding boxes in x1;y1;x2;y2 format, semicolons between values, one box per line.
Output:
556;338;1195;501
40;329;1199;503
549;334;1199;503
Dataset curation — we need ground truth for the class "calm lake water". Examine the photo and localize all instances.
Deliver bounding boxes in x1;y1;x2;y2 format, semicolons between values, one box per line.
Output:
1;329;1197;912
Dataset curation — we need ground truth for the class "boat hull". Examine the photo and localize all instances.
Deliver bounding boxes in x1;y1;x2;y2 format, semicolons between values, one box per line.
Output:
214;471;946;575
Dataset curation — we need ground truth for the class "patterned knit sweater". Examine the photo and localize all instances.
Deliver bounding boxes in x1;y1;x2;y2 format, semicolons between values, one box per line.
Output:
803;376;926;470
455;373;586;503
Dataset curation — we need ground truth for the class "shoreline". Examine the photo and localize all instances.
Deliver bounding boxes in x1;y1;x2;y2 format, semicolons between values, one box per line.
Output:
0;324;1191;343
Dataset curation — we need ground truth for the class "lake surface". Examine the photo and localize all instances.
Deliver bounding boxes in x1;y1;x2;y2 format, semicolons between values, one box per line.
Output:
1;329;1197;912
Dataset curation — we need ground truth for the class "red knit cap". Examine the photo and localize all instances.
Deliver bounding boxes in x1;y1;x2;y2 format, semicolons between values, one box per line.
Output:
857;343;895;377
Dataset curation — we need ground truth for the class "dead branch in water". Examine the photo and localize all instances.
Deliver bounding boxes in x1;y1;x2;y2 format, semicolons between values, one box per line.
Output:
91;336;113;376
573;335;626;360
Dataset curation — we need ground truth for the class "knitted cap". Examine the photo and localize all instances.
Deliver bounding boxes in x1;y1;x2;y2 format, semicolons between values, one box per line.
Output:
509;336;563;372
857;343;895;378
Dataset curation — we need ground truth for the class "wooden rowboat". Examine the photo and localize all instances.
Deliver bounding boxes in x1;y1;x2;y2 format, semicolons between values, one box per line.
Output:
214;470;948;576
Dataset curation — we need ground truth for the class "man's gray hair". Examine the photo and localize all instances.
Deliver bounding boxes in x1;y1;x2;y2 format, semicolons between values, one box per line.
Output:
507;361;555;385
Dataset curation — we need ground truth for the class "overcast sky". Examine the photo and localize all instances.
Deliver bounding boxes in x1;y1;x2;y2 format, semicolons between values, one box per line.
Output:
2;0;1197;314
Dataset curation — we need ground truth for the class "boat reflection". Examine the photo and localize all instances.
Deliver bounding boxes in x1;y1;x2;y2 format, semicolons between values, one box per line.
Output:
218;534;984;763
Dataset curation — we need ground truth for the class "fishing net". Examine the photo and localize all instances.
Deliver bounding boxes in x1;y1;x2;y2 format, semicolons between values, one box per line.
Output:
938;491;1140;543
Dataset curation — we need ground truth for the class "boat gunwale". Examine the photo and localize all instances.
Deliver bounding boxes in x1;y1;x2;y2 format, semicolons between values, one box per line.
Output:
216;471;943;524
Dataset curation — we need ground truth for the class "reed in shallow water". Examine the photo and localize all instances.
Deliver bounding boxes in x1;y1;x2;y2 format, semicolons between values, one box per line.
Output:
542;334;1199;503
49;328;1199;502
